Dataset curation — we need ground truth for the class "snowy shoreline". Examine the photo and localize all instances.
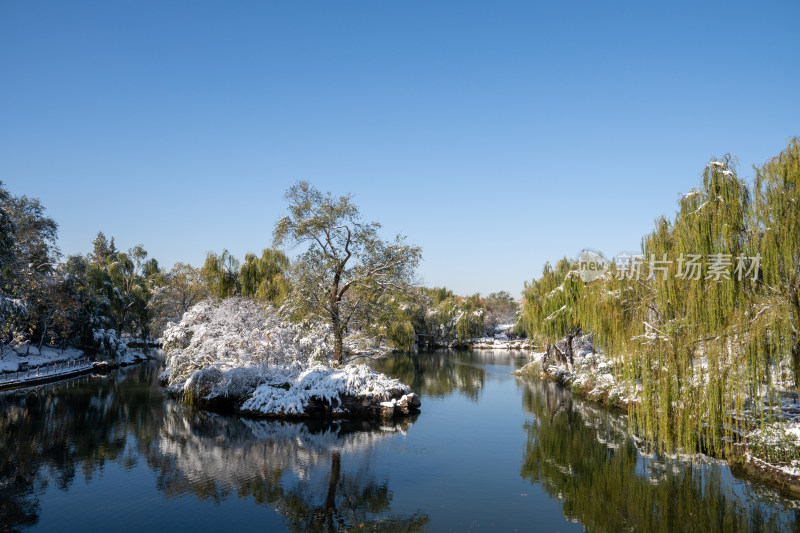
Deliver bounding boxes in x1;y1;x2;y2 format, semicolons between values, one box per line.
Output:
512;339;800;498
0;339;153;391
466;337;531;350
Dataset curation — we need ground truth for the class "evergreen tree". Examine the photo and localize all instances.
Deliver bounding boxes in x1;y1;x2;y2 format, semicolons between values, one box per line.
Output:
90;231;115;265
0;182;16;284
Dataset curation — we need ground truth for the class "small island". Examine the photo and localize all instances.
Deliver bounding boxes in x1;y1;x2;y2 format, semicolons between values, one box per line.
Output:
159;298;421;418
159;182;424;418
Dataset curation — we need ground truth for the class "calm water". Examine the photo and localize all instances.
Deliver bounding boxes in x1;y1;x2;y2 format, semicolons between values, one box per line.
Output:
2;351;799;532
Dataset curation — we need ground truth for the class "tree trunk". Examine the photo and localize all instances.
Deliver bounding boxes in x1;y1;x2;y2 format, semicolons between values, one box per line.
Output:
793;337;800;396
333;329;344;365
330;295;344;365
38;316;51;352
310;450;341;529
565;333;575;368
551;342;568;367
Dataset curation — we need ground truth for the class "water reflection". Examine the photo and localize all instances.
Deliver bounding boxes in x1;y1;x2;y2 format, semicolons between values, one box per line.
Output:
0;362;427;532
0;364;164;532
6;353;800;533
518;377;800;532
369;350;527;400
150;405;428;531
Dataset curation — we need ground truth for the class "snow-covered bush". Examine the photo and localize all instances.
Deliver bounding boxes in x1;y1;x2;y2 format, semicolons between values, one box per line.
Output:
92;328;128;358
160;298;419;417
0;296;27;358
161;298;332;396
241;364;410;416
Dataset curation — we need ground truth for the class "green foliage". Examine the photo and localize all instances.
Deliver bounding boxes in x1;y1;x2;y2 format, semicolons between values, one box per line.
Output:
239;248;290;304
199;247;290;306
148;262;209;336
482;290;519;334
0;182;16;278
410;287;514;347
455;293;484;343
90;231;116;265
521;259;583;343
521;139;800;456
201;249;240;299
520;259;585;366
426;286;454;306
387;314;416;351
274;181;421;363
0;214;161;352
754;138;800;393
419;288;460;345
0;184;62;349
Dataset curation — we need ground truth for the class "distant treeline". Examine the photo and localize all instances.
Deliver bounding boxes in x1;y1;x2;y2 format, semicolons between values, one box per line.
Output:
0;180;518;358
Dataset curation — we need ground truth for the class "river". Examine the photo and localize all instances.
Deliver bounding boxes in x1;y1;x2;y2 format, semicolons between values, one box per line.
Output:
1;351;798;532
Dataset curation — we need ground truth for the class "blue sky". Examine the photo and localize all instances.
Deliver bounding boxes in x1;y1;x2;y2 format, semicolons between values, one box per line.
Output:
1;1;798;296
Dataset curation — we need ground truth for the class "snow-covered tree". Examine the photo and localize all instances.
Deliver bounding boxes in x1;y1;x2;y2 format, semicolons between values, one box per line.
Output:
148;262;209;336
274;181;421;364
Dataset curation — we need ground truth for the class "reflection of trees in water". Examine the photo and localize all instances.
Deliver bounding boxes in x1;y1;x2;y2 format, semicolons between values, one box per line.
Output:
369;351;523;400
150;405;428;531
1;361;427;532
0;363;165;532
518;378;800;532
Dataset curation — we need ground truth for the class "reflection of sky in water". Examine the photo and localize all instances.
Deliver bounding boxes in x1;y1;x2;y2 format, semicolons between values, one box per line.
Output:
2;354;798;532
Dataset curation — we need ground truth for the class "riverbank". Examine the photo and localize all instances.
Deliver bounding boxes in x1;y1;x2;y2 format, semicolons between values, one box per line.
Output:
419;336;532;351
0;342;153;391
0;345;85;373
0;358;95;391
512;340;800;498
469;337;531;350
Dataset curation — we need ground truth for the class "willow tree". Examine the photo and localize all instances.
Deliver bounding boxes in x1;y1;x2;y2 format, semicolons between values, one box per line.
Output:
618;155;756;453
520;258;585;367
357;289;422;352
520;141;800;455
274;181;421;364
200;249;240;299
753;138;800;392
455;294;485;343
239;248;290;304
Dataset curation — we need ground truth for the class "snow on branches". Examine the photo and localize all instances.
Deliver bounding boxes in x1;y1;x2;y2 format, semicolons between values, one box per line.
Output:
161;297;331;387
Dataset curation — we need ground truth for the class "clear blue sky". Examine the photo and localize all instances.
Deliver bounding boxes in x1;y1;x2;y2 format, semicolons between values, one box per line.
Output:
1;1;798;296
